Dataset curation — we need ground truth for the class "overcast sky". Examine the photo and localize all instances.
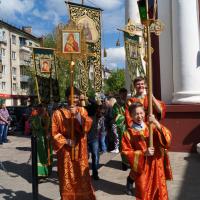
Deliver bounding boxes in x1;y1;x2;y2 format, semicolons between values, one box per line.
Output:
0;0;126;69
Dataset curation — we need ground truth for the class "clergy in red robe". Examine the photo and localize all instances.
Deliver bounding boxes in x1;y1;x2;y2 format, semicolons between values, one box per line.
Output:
122;102;173;200
51;87;96;200
125;76;166;128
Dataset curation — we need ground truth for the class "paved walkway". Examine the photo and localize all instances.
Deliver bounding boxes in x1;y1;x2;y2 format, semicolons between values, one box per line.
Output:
0;134;200;200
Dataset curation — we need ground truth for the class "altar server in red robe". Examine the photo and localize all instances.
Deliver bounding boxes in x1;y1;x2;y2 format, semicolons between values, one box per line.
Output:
122;102;173;200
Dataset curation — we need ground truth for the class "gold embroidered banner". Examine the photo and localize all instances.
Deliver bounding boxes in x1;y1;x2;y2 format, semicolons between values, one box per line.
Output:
67;2;102;93
124;32;145;93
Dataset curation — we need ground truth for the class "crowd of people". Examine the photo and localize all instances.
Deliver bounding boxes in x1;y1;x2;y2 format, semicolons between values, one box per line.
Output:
50;76;172;200
2;76;173;200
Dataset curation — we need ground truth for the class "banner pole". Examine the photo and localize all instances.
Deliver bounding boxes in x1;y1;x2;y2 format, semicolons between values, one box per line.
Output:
145;0;153;147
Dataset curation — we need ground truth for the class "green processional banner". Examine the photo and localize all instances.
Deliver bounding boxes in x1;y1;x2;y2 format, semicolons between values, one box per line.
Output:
33;47;60;103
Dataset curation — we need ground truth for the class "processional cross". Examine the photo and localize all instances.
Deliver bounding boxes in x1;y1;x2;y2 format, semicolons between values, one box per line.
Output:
55;21;96;160
120;0;164;147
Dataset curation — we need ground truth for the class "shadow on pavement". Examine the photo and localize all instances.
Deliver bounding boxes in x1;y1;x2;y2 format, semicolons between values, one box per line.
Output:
93;178;134;195
2;161;32;183
2;161;59;186
16;147;31;151
104;159;122;171
177;154;200;200
0;186;51;200
43;170;59;185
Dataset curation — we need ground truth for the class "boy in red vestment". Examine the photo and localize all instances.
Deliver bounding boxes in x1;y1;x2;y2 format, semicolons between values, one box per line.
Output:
124;76;166;194
122;102;173;200
51;87;96;200
125;76;166;128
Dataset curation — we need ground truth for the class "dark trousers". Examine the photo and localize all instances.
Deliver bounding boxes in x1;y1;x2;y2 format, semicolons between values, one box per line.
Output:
88;140;99;176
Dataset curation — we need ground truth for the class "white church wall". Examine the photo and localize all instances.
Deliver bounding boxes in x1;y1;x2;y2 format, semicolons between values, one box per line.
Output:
158;0;174;103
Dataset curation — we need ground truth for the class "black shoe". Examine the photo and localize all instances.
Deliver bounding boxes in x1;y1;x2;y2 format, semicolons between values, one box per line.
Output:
125;176;134;196
93;175;100;180
125;188;134;196
122;163;128;171
0;142;3;145
3;139;10;143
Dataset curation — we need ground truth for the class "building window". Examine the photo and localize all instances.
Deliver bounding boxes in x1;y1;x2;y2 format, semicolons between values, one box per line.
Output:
29;42;32;46
2;65;5;75
1;48;5;57
1;82;6;90
2;31;5;37
12;67;17;75
20;82;28;90
19;37;26;47
12;51;16;60
12;83;17;91
12;35;16;44
20;66;27;76
0;29;6;42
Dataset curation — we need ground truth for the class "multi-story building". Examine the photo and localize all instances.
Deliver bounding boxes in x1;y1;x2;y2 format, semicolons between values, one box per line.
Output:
0;20;42;106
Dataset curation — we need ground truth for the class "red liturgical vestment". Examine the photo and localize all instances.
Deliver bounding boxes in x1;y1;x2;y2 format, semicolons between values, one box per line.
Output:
51;107;96;200
122;124;173;200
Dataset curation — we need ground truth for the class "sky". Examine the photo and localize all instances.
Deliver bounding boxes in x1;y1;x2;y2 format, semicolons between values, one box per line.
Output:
0;0;126;69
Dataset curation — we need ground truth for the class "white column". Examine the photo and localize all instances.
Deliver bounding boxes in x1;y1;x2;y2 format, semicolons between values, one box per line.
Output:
158;0;173;103
125;0;141;93
172;0;200;103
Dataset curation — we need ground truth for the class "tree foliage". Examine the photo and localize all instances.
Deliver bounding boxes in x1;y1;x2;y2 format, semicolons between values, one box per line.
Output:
43;32;71;101
104;69;125;95
43;33;56;48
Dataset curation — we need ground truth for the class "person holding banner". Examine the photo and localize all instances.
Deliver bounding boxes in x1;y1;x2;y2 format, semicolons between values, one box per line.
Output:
51;87;96;200
125;76;166;128
122;102;173;200
124;76;166;195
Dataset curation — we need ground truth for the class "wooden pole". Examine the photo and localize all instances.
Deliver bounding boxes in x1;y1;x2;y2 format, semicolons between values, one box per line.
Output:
70;60;75;160
33;53;41;104
49;60;53;103
146;0;153;147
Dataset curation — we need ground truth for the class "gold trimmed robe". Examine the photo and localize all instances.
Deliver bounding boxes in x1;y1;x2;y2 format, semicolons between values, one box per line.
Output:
122;124;173;200
51;107;96;200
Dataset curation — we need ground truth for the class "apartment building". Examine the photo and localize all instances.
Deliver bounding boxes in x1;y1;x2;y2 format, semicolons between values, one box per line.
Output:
0;20;42;106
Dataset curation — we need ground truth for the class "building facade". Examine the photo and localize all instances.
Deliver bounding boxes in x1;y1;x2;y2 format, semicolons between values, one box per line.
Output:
0;20;42;106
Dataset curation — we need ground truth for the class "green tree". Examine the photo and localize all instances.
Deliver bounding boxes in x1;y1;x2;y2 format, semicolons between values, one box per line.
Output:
43;33;56;48
43;32;72;101
104;69;125;95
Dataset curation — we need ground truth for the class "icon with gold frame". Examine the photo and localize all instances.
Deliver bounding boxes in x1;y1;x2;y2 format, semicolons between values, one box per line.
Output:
62;30;81;54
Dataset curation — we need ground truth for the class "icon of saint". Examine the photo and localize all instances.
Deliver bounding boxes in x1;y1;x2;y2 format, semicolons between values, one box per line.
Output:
41;61;50;72
64;33;79;53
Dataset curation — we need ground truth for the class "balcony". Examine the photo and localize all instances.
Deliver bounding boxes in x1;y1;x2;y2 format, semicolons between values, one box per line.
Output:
20;75;29;82
0;36;7;44
19;59;30;66
20;46;32;53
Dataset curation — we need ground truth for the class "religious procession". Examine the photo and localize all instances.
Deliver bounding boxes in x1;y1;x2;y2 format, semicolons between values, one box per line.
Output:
0;0;200;200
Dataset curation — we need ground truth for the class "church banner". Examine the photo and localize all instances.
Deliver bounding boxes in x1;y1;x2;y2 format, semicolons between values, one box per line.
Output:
124;32;145;93
32;47;60;103
67;2;103;93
